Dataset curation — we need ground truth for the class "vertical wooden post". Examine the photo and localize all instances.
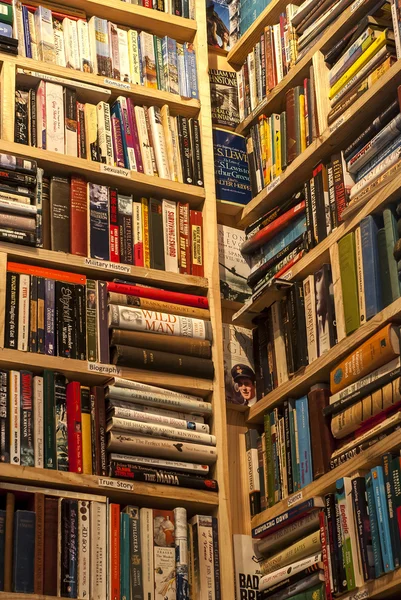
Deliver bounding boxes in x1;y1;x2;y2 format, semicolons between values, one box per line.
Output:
329;242;346;342
312;50;331;136
1;60;16;142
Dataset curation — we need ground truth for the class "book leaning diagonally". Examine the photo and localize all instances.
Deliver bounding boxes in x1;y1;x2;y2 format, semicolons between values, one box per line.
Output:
259;553;322;591
260;529;322;575
106;417;216;446
256;512;321;556
108;403;209;431
109;453;209;475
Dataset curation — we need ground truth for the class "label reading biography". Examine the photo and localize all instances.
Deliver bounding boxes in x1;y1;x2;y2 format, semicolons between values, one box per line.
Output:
87;362;122;376
98;477;134;490
266;176;281;194
84;257;131;273
99;164;130;178
287;491;303;507
104;78;131;91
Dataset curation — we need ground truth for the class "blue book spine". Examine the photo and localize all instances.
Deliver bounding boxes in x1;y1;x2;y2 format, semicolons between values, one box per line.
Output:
44;279;55;356
0;22;12;37
0;509;5;591
295;396;313;489
60;500;78;598
184;42;198;100
288;398;300;492
111;102;129;169
360;215;382;320
21;6;32;58
252;497;321;538
365;471;384;578
270;411;280;504
120;512;130;600
12;511;35;593
88;183;110;260
356;133;401;181
167;37;179;95
371;466;395;572
382;452;401;568
256;215;307;265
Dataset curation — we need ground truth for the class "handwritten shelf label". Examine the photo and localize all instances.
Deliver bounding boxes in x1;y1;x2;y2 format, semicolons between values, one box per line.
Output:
100;164;130;178
351;0;364;12
104;78;131;91
266;176;281;194
330;115;346;133
98;478;134;490
84;257;131;273
287;490;303;507
87;362;122;376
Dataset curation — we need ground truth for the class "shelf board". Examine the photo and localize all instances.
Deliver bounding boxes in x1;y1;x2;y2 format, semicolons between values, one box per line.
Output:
0;140;205;205
7;53;200;117
0;463;219;513
247;295;401;424
0;242;208;293
237;59;401;229
0;348;213;397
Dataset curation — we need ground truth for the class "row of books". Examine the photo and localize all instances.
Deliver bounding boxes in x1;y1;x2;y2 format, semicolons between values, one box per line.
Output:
120;0;196;17
15;76;203;186
12;4;198;96
0;485;219;599
247;81;319;198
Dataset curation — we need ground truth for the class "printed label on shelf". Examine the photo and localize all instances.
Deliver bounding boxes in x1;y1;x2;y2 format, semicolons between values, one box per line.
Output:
329;116;345;133
98;478;134;490
100;164;131;178
104;78;131;91
287;490;303;507
84;257;131;273
351;0;364;12
266;176;281;194
87;362;122;376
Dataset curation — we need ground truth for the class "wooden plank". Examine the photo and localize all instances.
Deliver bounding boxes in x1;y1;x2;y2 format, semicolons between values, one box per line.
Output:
227;409;252;534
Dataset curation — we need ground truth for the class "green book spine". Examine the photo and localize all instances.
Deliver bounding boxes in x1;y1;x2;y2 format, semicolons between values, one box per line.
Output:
338;231;360;335
264;413;274;508
383;207;401;303
154;36;163;91
336;478;356;590
280;111;287;170
43;370;56;470
120;512;130;600
305;583;325;599
0;3;13;24
85;279;97;362
288;398;299;492
378;228;392;308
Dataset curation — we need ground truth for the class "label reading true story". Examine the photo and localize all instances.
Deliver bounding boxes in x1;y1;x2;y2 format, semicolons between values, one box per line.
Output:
287;490;303;507
87;362;122;376
84;257;131;273
99;164;130;178
98;478;134;490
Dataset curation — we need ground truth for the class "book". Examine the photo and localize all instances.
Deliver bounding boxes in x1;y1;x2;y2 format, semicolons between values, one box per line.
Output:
252;497;325;539
233;534;262;599
218;224;251;302
209;69;240;127
213;128;252;205
12;510;35;593
222;324;255;406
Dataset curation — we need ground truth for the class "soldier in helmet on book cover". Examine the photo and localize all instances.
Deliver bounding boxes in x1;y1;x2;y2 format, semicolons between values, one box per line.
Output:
231;363;256;406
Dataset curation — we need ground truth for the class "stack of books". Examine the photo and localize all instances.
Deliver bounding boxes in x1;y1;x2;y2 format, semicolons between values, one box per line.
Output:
13;5;198;96
253;498;325;599
0;1;17;56
326;0;396;125
15;75;203;185
246;82;319;197
0;485;219;598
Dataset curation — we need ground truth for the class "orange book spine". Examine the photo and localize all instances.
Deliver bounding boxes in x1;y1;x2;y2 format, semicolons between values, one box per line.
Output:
7;262;86;284
330;323;399;394
190;210;204;277
109;503;120;600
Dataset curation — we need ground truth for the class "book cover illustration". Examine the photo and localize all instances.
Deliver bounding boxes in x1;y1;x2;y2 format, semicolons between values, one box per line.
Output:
209;69;239;127
233;534;262;599
213;128;252;205
222;324;255;406
218;224;251;302
153;511;176;600
206;0;231;51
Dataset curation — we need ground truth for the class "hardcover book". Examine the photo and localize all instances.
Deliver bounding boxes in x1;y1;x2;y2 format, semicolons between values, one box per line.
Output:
218;224;251;302
222;324;255;406
209;69;239;127
233;534;262;600
213;128;252;205
206;0;231;51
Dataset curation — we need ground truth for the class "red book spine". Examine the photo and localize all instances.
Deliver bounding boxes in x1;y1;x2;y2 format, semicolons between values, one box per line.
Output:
110;504;121;600
106;281;209;308
70;176;88;257
319;510;333;600
273;250;305;279
142;0;152;7
94;386;107;476
66;381;83;473
178;202;190;275
264;27;275;92
109;188;120;263
279;14;287;76
190;209;204;277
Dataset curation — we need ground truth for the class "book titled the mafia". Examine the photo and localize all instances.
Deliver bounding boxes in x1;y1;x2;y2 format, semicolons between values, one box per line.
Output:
218;224;251;302
209;69;239;127
213;128;252;205
222;324;255;406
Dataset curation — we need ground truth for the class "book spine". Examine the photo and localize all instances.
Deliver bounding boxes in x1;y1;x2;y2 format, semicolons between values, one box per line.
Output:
66;382;83;474
13;510;35;593
90;501;107;600
382;453;401;567
60;499;78;598
140;508;154;600
77;500;90;600
372;466;395;572
190;210;204;277
86;279;97;362
19;370;33;466
55;374;68;471
56;281;75;359
10;371;20;466
17;273;30;352
0;372;9;464
120;512;130;600
97;280;109;364
109;503;120;600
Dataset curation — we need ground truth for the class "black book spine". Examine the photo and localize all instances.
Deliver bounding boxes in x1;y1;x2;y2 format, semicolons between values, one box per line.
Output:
29;89;37;148
323;264;337;348
95;386;107;476
97;280;109;365
60;499;78;599
212;517;221;600
0;228;35;246
90;391;98;474
74;284;86;361
0;371;9;463
280;296;295;376
77;104;87;159
314;166;327;244
55;281;75;359
177;116;193;185
12;511;35;593
37;276;45;354
109;462;219;490
325;494;339;595
14;89;29;146
334;498;348;595
29;275;38;353
327;162;338;230
283;401;293;496
257;319;273;396
173;0;182;16
382;452;401;568
352;477;376;581
190;118;204;186
247;233;306;289
294;282;308;368
55;373;68;471
149;198;165;271
20;370;34;467
246;134;259;198
5;272;19;349
252;327;264;401
0;169;36;187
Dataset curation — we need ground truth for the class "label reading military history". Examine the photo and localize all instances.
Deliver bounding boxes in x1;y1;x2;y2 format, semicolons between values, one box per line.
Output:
87;362;122;375
104;78;131;91
99;164;130;178
287;490;303;507
98;477;134;490
84;257;131;273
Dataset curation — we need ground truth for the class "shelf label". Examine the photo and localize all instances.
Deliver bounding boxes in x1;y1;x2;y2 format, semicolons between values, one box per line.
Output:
98;478;134;491
351;0;364;12
84;257;131;273
104;78;131;91
87;362;122;376
329;116;345;133
100;164;130;178
266;176;281;194
287;490;302;507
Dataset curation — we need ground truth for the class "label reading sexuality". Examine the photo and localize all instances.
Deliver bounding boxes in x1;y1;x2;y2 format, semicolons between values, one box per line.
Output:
99;164;130;178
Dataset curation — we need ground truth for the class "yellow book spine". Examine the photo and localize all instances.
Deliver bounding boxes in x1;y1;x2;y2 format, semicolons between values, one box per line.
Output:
274;114;282;176
264;118;272;184
141;197;150;268
329;29;389;99
81;386;92;475
299;94;306;153
270;117;276;180
259;116;267;185
128;29;141;86
84;104;98;162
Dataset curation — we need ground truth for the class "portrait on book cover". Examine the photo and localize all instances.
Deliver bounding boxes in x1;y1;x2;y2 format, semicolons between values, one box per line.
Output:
223;324;255;406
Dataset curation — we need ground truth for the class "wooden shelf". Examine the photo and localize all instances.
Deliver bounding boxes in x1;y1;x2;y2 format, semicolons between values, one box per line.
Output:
6;53;200;117
0;140;205;205
0;242;208;293
237;58;401;229
0;348;213;397
247;295;401;424
0;463;219;512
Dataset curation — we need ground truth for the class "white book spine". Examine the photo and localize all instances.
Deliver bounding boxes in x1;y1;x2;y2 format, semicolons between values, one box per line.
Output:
35;6;55;63
189;0;195;18
259;553;322;591
53;21;66;67
247;52;256;111
88;17;98;75
134;106;153;175
271;301;288;385
162;199;179;273
391;0;401;60
108;416;216;446
161;105;176;181
140;508;154;600
303;275;318;363
139;31;156;87
18;273;30;351
132;199;143;252
170;116;183;183
78;500;91;600
331;412;401;458
128;29;141;85
107;386;211;415
12;0;25;56
28;10;38;60
354;225;366;325
111;405;209;432
108;21;120;80
45;82;64;153
33;375;44;468
10;370;20;466
90;501;107;600
65;18;80;70
109;376;204;403
110;452;209;474
117;28;131;82
273;24;283;83
77;19;92;73
237;68;245;122
148;106;170;179
174;508;189;598
350;147;401;198
196;516;215;600
97;101;114;166
109;397;205;424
